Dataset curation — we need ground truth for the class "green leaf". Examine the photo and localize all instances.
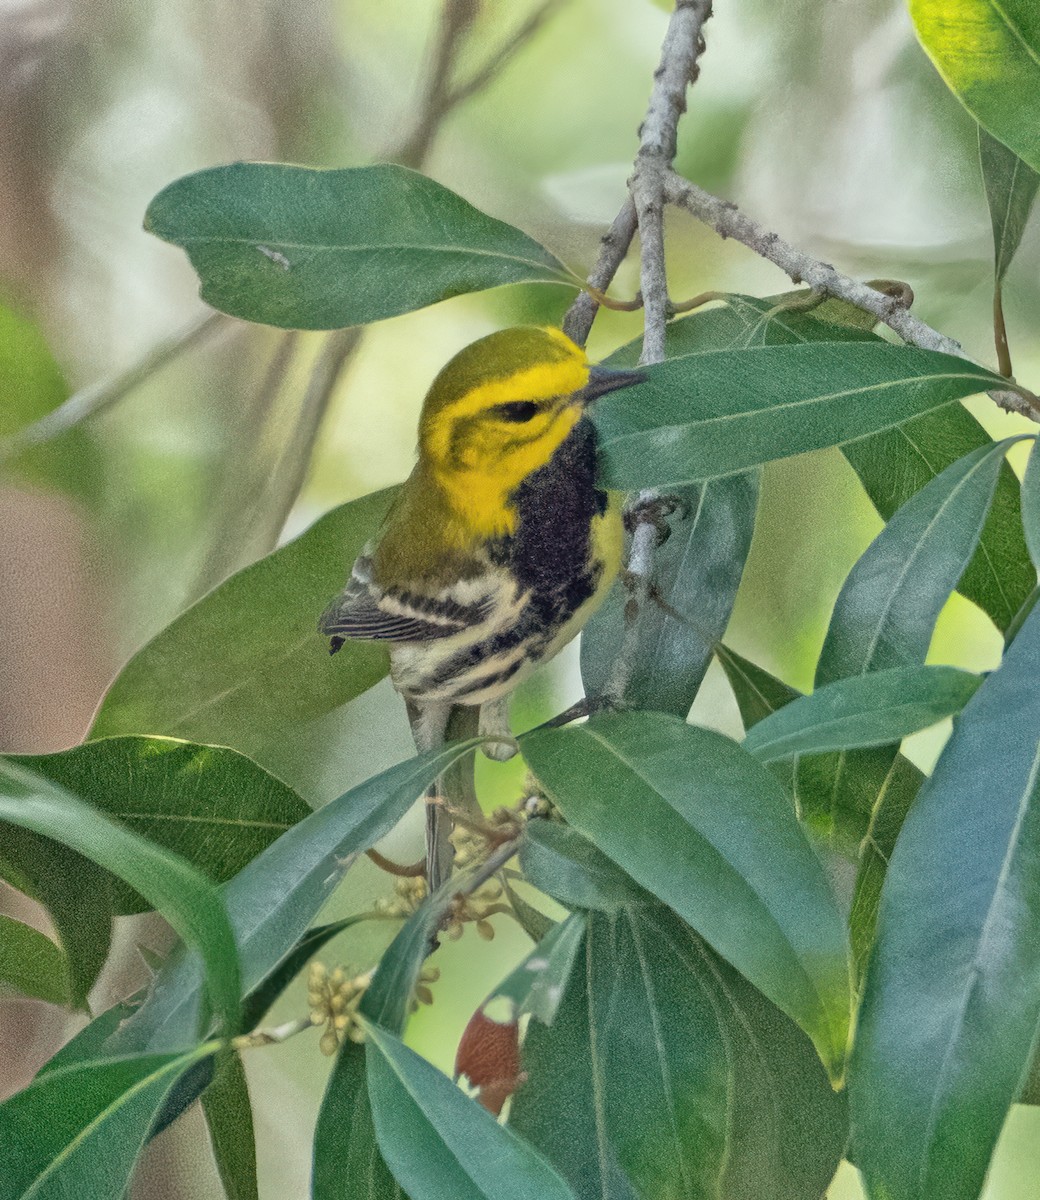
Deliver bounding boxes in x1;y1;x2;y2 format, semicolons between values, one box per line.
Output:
360;855;491;1037
11;737;309;915
519;820;653;913
201;1052;259;1200
1021;437;1040;571
909;0;1040;175
842;406;1035;633
716;644;801;729
580;473;759;715
850;601;1040;1200
241;914;375;1032
612;295;1034;631
592;343;1009;489
0;824;112;1011
110;741;481;1054
520;712;851;1078
40;1002;139;1076
313;1039;405;1200
90;489;395;772
0;760;239;1037
822;443;1025;682
848;753;925;986
510;908;847;1200
485;912;585;1027
363;1021;576;1200
0;1047;212;1200
803;438;1024;848
501;877;555;942
980;126;1040;284
0;915;69;1006
145;164;573;330
743;665;981;762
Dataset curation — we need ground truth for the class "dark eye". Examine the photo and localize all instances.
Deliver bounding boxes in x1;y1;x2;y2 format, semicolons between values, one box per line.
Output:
494;401;540;423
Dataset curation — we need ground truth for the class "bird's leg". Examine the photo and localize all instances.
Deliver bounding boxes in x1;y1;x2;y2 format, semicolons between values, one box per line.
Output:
478;695;517;762
407;699;455;893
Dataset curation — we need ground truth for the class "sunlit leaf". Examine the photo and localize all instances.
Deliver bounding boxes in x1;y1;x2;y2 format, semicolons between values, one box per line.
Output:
0;760;239;1037
909;0;1040;175
146;164;574;330
1021;437;1040;571
521;712;851;1078
850;602;1040;1200
11;736;309;914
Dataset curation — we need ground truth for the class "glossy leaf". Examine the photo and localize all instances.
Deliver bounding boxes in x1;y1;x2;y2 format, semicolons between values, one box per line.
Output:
521;712;851;1078
743;665;981;762
592;342;1008;488
364;1021;576;1200
0;915;69;1006
12;736;309;914
201;1052;259;1200
110;740;482;1054
909;0;1040;175
146;164;573;330
0;1047;211;1200
90;489;395;770
313;1039;405;1200
0;760;239;1037
851;602;1040;1200
580;472;759;715
519;820;652;913
510;907;847;1200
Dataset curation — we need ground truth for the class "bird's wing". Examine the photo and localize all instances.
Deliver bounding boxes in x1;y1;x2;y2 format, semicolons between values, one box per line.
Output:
319;555;498;646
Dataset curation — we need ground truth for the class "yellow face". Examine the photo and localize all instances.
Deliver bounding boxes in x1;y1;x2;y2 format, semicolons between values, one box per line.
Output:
419;327;592;537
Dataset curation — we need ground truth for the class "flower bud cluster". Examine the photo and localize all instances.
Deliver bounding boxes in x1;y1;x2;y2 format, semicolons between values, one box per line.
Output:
374;874;428;918
308;961;368;1056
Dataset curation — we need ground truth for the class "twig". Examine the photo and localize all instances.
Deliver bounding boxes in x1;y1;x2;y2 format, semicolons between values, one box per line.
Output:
0;312;226;463
562;199;639;345
594;1;714;704
396;0;572;169
662;171;1040;422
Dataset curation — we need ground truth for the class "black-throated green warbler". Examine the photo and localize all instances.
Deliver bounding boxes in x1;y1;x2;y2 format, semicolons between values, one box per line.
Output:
319;326;644;886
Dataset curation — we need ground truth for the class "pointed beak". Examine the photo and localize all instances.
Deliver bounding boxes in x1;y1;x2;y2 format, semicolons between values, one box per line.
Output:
576;364;647;406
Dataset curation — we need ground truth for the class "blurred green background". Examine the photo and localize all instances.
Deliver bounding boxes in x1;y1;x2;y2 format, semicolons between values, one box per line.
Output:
1;1;1038;1196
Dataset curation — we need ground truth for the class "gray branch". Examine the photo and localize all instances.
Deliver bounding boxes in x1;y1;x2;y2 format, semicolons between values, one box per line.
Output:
662;171;1040;421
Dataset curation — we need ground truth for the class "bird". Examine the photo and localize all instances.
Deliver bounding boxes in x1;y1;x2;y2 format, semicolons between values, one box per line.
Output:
319;325;645;889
